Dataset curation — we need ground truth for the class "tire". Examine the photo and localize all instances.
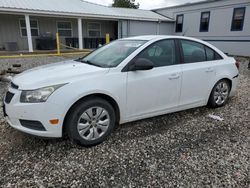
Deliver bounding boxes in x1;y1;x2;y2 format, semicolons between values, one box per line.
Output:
207;79;231;108
65;97;116;147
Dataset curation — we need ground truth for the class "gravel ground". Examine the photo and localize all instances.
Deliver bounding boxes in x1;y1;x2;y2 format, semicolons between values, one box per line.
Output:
0;56;249;187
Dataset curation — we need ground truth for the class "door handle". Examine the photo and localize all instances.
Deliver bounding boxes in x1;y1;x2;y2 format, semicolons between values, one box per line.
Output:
205;68;214;73
169;73;180;80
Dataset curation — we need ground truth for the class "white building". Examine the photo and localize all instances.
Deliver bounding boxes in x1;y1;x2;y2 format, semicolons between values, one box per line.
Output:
155;0;250;57
0;0;249;57
0;0;173;52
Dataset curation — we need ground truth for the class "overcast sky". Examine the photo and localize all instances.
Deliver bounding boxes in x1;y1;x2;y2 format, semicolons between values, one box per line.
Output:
84;0;203;9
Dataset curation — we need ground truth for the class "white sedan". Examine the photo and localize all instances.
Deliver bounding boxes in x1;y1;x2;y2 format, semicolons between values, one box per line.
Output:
3;36;239;146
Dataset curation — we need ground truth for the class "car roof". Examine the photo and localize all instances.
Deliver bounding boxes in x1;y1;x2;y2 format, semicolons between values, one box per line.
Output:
121;35;203;42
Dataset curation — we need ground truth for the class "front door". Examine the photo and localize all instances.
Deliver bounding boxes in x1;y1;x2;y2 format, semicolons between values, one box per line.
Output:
126;39;182;119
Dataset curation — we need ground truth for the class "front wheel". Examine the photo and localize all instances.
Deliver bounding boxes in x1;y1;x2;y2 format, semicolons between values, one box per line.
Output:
65;97;116;146
207;79;231;108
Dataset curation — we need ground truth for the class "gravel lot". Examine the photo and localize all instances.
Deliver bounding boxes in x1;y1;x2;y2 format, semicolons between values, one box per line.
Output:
0;56;249;187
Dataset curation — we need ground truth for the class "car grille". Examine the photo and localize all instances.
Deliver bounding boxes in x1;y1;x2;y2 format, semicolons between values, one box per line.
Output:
11;82;19;89
5;92;14;104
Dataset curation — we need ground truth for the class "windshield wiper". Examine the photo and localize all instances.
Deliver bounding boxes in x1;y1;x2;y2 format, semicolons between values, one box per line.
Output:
80;60;104;68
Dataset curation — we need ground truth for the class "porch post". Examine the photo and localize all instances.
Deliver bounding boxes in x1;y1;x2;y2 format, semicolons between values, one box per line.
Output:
78;18;83;50
25;14;33;52
118;20;122;39
157;20;161;35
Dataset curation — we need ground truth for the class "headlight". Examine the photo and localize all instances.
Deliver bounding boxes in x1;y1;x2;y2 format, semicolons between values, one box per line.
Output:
20;84;65;103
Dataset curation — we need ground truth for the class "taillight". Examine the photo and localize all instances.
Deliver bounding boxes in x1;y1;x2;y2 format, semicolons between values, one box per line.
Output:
235;60;240;70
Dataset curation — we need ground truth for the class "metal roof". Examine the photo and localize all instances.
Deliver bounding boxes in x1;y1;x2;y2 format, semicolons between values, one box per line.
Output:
153;0;224;11
0;0;173;22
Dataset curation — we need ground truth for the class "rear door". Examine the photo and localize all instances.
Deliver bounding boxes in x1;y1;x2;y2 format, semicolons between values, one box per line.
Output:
178;39;221;106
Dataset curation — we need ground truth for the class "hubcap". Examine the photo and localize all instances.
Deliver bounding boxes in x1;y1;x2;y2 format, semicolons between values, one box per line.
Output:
77;107;110;141
214;82;229;105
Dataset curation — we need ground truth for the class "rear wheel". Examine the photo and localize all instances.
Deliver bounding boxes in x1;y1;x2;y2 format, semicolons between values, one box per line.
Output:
65;97;116;146
207;79;231;108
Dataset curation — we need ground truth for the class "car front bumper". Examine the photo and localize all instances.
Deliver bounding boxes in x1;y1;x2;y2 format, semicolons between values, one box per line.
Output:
3;87;64;138
230;74;239;97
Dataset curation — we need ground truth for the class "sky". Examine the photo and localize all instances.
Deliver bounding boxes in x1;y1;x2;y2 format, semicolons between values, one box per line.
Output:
84;0;203;10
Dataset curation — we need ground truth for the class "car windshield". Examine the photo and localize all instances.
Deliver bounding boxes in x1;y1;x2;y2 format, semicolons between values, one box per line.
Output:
77;40;147;68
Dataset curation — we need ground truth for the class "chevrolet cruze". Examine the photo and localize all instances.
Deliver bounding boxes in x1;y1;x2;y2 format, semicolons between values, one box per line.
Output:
3;36;239;146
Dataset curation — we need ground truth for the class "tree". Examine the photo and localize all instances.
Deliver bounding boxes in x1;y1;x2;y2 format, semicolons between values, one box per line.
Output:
112;0;139;9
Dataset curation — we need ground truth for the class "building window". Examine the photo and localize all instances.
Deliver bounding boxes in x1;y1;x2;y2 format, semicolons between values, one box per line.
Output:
57;22;72;37
20;19;39;37
231;7;245;31
88;22;101;37
200;11;210;32
175;14;184;32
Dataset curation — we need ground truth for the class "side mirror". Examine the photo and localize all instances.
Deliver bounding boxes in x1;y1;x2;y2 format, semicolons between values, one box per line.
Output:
129;58;154;71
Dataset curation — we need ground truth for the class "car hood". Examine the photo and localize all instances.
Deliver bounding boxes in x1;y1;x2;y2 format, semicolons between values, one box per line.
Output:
12;60;109;90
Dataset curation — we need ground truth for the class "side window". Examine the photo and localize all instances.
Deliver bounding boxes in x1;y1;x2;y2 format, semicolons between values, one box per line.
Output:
181;40;223;63
137;40;176;67
215;53;223;60
205;46;215;61
205;46;223;61
181;40;206;63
